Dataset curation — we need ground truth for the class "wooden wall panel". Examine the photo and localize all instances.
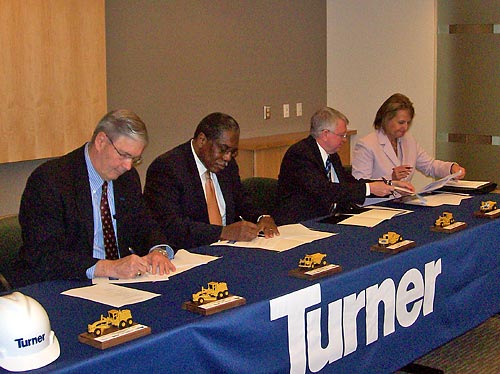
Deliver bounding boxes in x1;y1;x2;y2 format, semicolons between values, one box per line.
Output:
0;0;106;163
238;130;356;179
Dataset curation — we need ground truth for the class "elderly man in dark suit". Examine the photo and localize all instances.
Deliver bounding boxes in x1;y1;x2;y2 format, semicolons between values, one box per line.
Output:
17;109;175;286
275;107;414;224
144;112;279;250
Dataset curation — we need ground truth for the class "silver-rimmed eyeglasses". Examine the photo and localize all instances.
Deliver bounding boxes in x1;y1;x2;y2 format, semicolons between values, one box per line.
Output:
106;134;143;166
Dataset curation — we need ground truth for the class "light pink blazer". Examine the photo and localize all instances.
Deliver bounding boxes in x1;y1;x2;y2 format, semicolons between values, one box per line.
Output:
352;129;453;181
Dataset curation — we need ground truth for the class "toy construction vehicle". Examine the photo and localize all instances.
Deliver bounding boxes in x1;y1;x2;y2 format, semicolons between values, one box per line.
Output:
434;212;455;227
378;232;403;247
298;253;328;269
480;201;497;213
192;282;229;305
87;309;133;336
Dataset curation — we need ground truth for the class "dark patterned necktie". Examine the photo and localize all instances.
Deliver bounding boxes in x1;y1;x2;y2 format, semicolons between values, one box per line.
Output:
100;181;119;260
325;156;333;181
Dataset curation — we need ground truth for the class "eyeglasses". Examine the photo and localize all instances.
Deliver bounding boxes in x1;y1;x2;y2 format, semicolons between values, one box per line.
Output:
213;140;238;158
324;129;348;139
106;134;143;166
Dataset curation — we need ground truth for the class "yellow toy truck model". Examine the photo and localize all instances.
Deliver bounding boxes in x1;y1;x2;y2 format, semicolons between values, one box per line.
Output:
192;282;229;304
378;232;403;247
434;212;455;227
87;309;133;336
480;201;497;213
298;253;327;269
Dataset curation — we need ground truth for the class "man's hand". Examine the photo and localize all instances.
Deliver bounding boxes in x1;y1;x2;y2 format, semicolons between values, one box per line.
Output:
392;180;415;195
94;251;176;279
257;216;280;238
145;250;176;276
220;221;259;242
369;181;396;197
94;254;150;279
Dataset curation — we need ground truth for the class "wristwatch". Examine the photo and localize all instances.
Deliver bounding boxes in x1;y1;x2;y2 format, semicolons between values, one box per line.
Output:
257;214;271;222
151;247;170;258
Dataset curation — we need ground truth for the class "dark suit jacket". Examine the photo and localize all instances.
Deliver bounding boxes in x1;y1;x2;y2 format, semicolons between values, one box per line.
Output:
16;145;167;285
144;141;258;249
275;135;368;224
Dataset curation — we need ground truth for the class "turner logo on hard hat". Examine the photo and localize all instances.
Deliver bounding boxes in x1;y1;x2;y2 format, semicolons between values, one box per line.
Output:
0;292;60;372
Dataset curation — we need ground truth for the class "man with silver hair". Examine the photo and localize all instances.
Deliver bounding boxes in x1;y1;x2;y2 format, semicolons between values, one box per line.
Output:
275;107;414;224
16;109;175;286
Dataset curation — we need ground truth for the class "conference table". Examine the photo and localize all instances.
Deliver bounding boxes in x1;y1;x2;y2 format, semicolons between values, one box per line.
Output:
3;193;499;374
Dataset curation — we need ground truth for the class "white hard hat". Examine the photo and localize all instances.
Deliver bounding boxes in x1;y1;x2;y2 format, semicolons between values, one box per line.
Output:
0;292;60;372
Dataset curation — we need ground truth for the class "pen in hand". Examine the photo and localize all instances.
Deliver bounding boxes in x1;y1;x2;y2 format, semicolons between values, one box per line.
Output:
240;215;265;237
381;177;396;197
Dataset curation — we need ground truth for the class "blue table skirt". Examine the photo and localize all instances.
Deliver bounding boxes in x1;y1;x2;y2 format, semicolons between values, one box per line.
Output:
4;193;499;374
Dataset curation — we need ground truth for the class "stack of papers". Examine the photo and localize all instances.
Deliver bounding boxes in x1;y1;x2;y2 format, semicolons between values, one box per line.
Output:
444;180;491;190
213;224;334;252
401;192;472;207
338;207;412;227
398;170;474;206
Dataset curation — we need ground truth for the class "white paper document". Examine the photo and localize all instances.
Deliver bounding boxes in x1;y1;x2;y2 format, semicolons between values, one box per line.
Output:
61;283;160;307
338;207;412;227
418;170;463;194
92;249;220;285
213;224;335;252
401;192;472;207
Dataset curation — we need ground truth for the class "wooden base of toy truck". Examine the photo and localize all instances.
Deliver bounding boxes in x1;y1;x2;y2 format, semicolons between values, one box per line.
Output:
474;209;500;219
288;264;343;280
182;295;246;316
371;240;416;254
78;323;151;350
430;221;467;233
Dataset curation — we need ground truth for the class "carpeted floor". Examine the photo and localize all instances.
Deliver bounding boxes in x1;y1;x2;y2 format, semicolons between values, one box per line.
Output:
395;314;500;373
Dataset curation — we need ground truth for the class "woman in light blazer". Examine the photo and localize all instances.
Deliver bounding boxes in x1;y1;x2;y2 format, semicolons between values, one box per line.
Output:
352;93;466;182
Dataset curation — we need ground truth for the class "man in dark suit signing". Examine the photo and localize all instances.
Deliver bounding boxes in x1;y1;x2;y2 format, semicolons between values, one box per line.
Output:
275;107;414;224
144;112;279;249
17;109;175;286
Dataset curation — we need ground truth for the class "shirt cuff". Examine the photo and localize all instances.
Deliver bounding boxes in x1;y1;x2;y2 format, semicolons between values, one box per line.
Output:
86;265;96;279
149;244;175;259
365;183;371;196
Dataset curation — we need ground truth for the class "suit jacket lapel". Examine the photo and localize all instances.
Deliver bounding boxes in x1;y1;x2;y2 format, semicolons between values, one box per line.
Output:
306;136;327;176
185;143;211;222
378;130;399;167
330;152;344;183
72;146;94;250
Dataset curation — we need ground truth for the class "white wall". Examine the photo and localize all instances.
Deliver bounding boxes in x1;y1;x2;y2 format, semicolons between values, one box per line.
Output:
327;0;436;190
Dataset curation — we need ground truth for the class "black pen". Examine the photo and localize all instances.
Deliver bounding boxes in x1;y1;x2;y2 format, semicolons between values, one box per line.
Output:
381;177;395;197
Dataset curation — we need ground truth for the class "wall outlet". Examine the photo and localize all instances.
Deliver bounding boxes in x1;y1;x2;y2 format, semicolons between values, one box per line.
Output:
263;105;271;120
283;104;290;118
296;102;302;117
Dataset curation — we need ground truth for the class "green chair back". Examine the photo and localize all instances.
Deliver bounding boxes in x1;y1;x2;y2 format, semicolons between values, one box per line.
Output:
0;215;21;288
241;177;278;217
